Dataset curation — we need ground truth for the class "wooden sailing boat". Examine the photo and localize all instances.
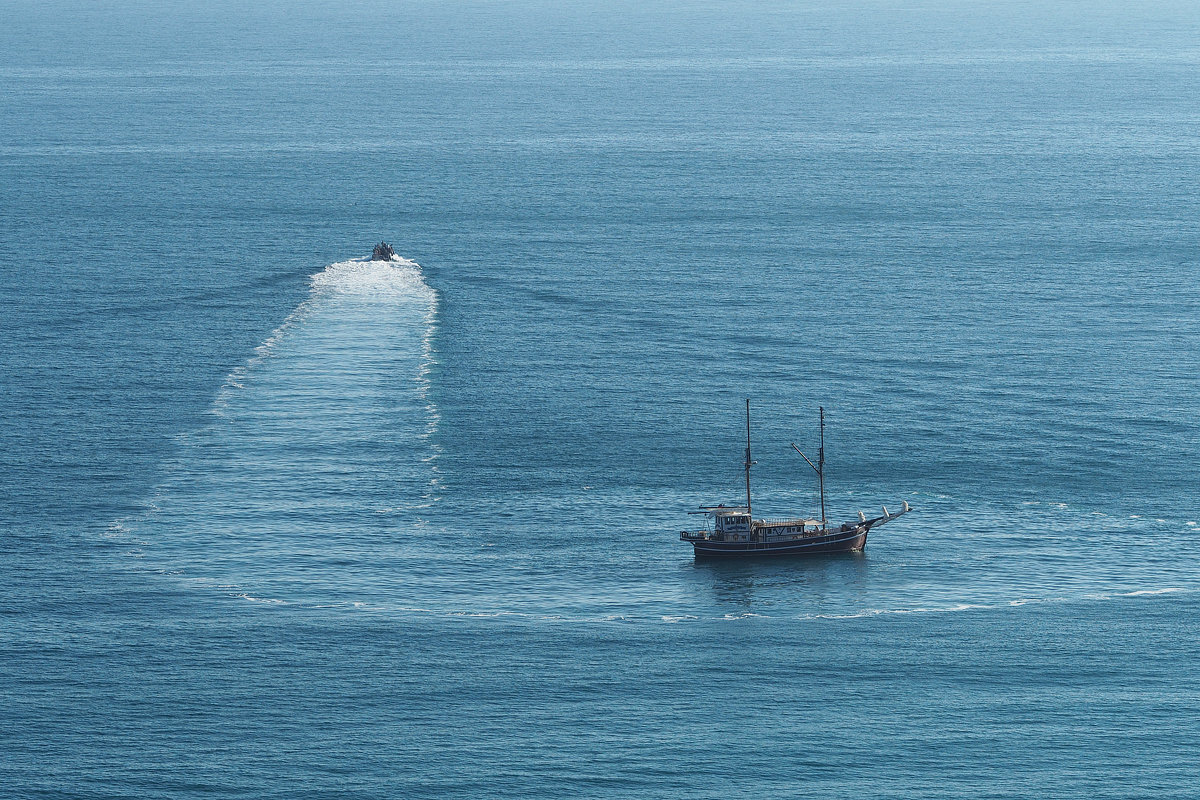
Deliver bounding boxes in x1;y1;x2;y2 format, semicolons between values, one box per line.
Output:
680;400;910;557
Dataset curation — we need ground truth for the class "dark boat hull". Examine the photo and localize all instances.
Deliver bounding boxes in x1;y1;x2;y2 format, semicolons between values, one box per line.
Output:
688;528;868;557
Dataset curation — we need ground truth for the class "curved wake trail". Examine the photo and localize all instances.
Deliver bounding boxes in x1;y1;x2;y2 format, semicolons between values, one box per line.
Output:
125;255;441;600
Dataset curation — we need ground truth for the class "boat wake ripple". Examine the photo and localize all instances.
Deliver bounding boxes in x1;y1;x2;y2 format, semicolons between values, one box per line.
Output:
109;254;442;595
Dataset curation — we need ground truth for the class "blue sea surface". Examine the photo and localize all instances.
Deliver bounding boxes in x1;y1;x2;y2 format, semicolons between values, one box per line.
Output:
3;1;1200;796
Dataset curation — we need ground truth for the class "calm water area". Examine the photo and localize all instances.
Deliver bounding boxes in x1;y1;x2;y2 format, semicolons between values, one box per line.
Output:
2;1;1199;796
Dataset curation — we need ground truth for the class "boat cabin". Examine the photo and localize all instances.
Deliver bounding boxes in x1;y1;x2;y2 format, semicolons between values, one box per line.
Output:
714;510;751;538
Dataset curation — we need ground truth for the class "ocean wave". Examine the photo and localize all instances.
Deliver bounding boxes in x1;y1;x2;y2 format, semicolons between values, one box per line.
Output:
1118;587;1190;597
230;593;290;604
190;582;1200;624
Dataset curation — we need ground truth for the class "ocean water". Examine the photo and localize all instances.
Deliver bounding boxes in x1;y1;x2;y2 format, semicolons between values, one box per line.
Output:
3;0;1200;796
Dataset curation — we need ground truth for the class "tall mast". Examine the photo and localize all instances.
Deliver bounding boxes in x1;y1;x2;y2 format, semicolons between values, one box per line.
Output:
818;406;826;524
790;407;827;526
744;398;753;518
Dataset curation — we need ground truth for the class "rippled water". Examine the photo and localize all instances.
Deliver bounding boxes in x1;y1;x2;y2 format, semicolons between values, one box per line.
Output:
4;1;1200;797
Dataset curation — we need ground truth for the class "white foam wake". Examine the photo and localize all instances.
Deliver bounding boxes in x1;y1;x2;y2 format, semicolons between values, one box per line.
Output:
219;255;436;400
119;251;444;601
309;255;434;299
